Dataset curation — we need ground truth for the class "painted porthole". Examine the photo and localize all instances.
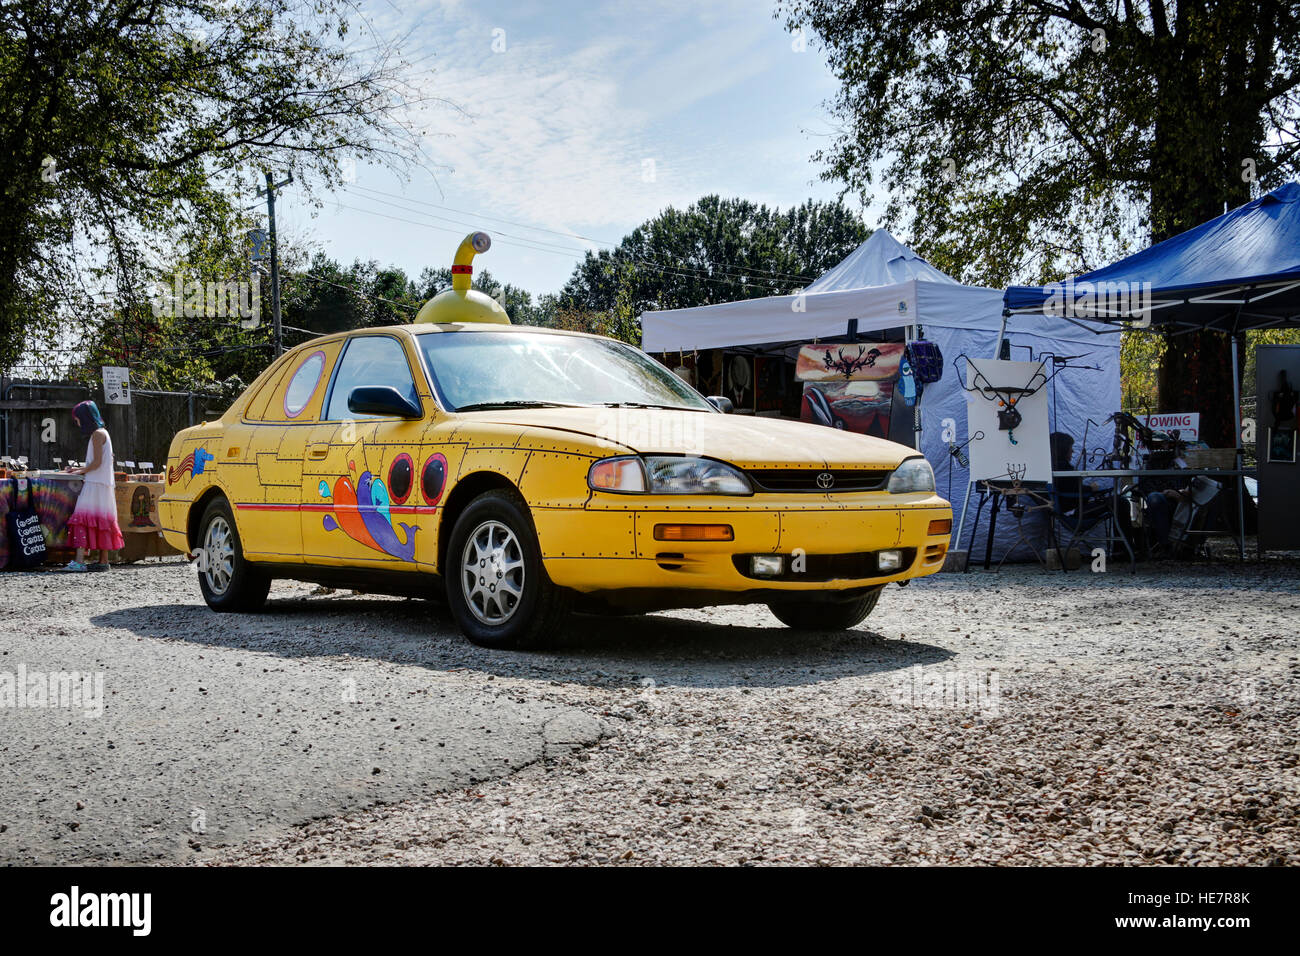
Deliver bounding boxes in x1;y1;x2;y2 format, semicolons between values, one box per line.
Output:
388;453;414;504
421;453;448;506
283;350;326;419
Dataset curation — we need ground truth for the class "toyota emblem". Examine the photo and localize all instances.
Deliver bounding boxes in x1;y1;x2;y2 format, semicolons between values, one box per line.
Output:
816;472;835;489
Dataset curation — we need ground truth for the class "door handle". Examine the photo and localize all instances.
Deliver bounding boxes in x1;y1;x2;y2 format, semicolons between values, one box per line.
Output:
307;443;329;460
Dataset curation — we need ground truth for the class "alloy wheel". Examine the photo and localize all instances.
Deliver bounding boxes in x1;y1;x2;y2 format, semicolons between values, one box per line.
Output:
460;519;525;625
203;515;236;596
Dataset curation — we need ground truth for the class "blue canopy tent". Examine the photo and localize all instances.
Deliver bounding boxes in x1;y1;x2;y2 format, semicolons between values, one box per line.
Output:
1004;182;1300;332
1001;182;1300;557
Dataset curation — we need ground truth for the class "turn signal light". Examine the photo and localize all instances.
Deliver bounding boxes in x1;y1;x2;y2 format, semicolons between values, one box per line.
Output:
653;524;734;542
928;518;952;536
588;457;646;492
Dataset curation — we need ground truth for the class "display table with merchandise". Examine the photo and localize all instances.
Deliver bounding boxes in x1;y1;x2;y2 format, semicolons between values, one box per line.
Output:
0;472;181;569
1051;467;1255;561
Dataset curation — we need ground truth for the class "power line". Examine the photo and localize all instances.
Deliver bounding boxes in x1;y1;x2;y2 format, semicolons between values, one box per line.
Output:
332;200;803;294
282;267;419;313
341;186;595;255
330;200;591;258
344;184;618;247
342;189;815;288
343;183;819;285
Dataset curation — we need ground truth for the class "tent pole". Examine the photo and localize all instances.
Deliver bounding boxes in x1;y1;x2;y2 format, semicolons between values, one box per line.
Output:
954;479;974;560
1231;332;1246;561
994;310;1009;358
908;323;921;449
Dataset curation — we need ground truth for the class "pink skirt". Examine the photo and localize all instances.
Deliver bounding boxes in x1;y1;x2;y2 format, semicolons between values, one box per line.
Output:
67;481;124;551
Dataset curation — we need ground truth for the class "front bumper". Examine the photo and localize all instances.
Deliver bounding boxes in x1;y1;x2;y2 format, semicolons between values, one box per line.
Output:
533;492;951;594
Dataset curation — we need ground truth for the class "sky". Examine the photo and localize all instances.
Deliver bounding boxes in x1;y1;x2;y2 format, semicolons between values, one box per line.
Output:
274;0;878;299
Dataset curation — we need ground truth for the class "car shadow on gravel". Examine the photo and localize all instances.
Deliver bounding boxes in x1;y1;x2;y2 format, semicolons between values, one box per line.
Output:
92;593;955;690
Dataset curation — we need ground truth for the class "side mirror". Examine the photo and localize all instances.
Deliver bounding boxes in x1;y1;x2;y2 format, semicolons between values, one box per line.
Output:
348;386;422;419
707;395;734;414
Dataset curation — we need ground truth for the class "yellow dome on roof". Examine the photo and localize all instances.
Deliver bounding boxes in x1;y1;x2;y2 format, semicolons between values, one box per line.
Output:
414;231;511;325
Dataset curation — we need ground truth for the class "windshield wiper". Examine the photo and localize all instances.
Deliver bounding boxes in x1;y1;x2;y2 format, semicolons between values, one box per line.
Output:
595;402;705;411
454;400;581;412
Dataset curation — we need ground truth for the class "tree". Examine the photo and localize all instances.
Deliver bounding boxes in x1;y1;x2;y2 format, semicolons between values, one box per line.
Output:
70;249;549;389
0;0;427;372
780;0;1300;443
558;195;870;333
280;254;420;337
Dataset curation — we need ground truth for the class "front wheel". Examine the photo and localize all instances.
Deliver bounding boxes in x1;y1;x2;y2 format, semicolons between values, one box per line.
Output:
767;588;882;631
196;497;270;612
445;489;569;649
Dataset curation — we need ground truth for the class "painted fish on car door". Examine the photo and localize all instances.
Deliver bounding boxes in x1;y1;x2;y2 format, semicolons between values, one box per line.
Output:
317;445;419;562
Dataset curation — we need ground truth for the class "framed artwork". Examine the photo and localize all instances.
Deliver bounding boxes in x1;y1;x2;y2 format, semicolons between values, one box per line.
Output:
1268;426;1296;463
800;381;894;438
725;353;753;411
754;356;785;412
796;342;903;382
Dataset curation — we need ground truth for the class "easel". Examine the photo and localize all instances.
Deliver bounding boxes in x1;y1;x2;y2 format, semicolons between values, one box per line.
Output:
951;317;1063;565
952;312;1011;557
963;477;1058;570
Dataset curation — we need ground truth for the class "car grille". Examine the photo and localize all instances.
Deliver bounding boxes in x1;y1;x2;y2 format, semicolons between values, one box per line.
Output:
746;468;891;493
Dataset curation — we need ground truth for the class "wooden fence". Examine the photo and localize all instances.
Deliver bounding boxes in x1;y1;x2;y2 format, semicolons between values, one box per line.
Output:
0;378;228;471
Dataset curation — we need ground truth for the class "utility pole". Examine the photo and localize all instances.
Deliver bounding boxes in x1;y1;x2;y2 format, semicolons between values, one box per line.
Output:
257;170;293;356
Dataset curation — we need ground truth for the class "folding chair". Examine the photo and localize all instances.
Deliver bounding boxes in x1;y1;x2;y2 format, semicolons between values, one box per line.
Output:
1167;476;1224;560
1050;480;1135;573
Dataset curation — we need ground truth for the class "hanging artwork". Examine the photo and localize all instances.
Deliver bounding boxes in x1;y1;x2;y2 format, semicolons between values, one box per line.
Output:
692;349;722;398
796;342;903;382
1268;427;1297;463
1267;368;1297;462
1271;369;1298;428
670;350;696;386
963;357;1053;482
754;356;785;412
726;353;753;411
800;380;894;438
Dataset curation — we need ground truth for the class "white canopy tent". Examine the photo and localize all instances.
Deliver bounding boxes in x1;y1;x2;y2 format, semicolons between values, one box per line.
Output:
640;231;1122;561
641;230;963;352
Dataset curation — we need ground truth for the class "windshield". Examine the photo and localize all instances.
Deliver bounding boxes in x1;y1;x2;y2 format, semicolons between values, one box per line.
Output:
416;331;715;413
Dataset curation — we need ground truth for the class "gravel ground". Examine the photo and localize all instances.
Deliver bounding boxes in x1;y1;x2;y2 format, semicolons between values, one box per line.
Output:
0;565;601;864
4;557;1298;865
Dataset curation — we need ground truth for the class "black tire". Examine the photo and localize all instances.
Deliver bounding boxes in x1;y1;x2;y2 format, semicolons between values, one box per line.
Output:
195;497;270;612
767;588;882;631
445;489;570;649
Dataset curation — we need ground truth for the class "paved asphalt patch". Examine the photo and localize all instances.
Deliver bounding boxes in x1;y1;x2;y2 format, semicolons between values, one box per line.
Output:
0;564;602;864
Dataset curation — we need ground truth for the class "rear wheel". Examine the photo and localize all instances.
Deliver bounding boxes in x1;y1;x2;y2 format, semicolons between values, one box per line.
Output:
767;588;882;631
196;497;270;612
445;489;569;649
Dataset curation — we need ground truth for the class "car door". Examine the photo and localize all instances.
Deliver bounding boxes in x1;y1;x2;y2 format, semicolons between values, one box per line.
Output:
227;340;343;561
301;333;435;571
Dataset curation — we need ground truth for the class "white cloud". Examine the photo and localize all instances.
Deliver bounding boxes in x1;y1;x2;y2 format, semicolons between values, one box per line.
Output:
300;0;851;293
400;0;792;235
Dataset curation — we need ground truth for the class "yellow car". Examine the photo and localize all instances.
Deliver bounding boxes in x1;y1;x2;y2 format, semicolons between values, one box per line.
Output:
160;236;951;648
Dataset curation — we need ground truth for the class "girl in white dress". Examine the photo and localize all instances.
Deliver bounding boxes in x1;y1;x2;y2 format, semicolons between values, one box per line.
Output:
64;400;124;571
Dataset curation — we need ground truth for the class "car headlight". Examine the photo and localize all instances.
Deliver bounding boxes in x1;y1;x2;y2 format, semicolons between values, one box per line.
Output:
887;457;935;494
644;456;752;495
588;456;752;495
